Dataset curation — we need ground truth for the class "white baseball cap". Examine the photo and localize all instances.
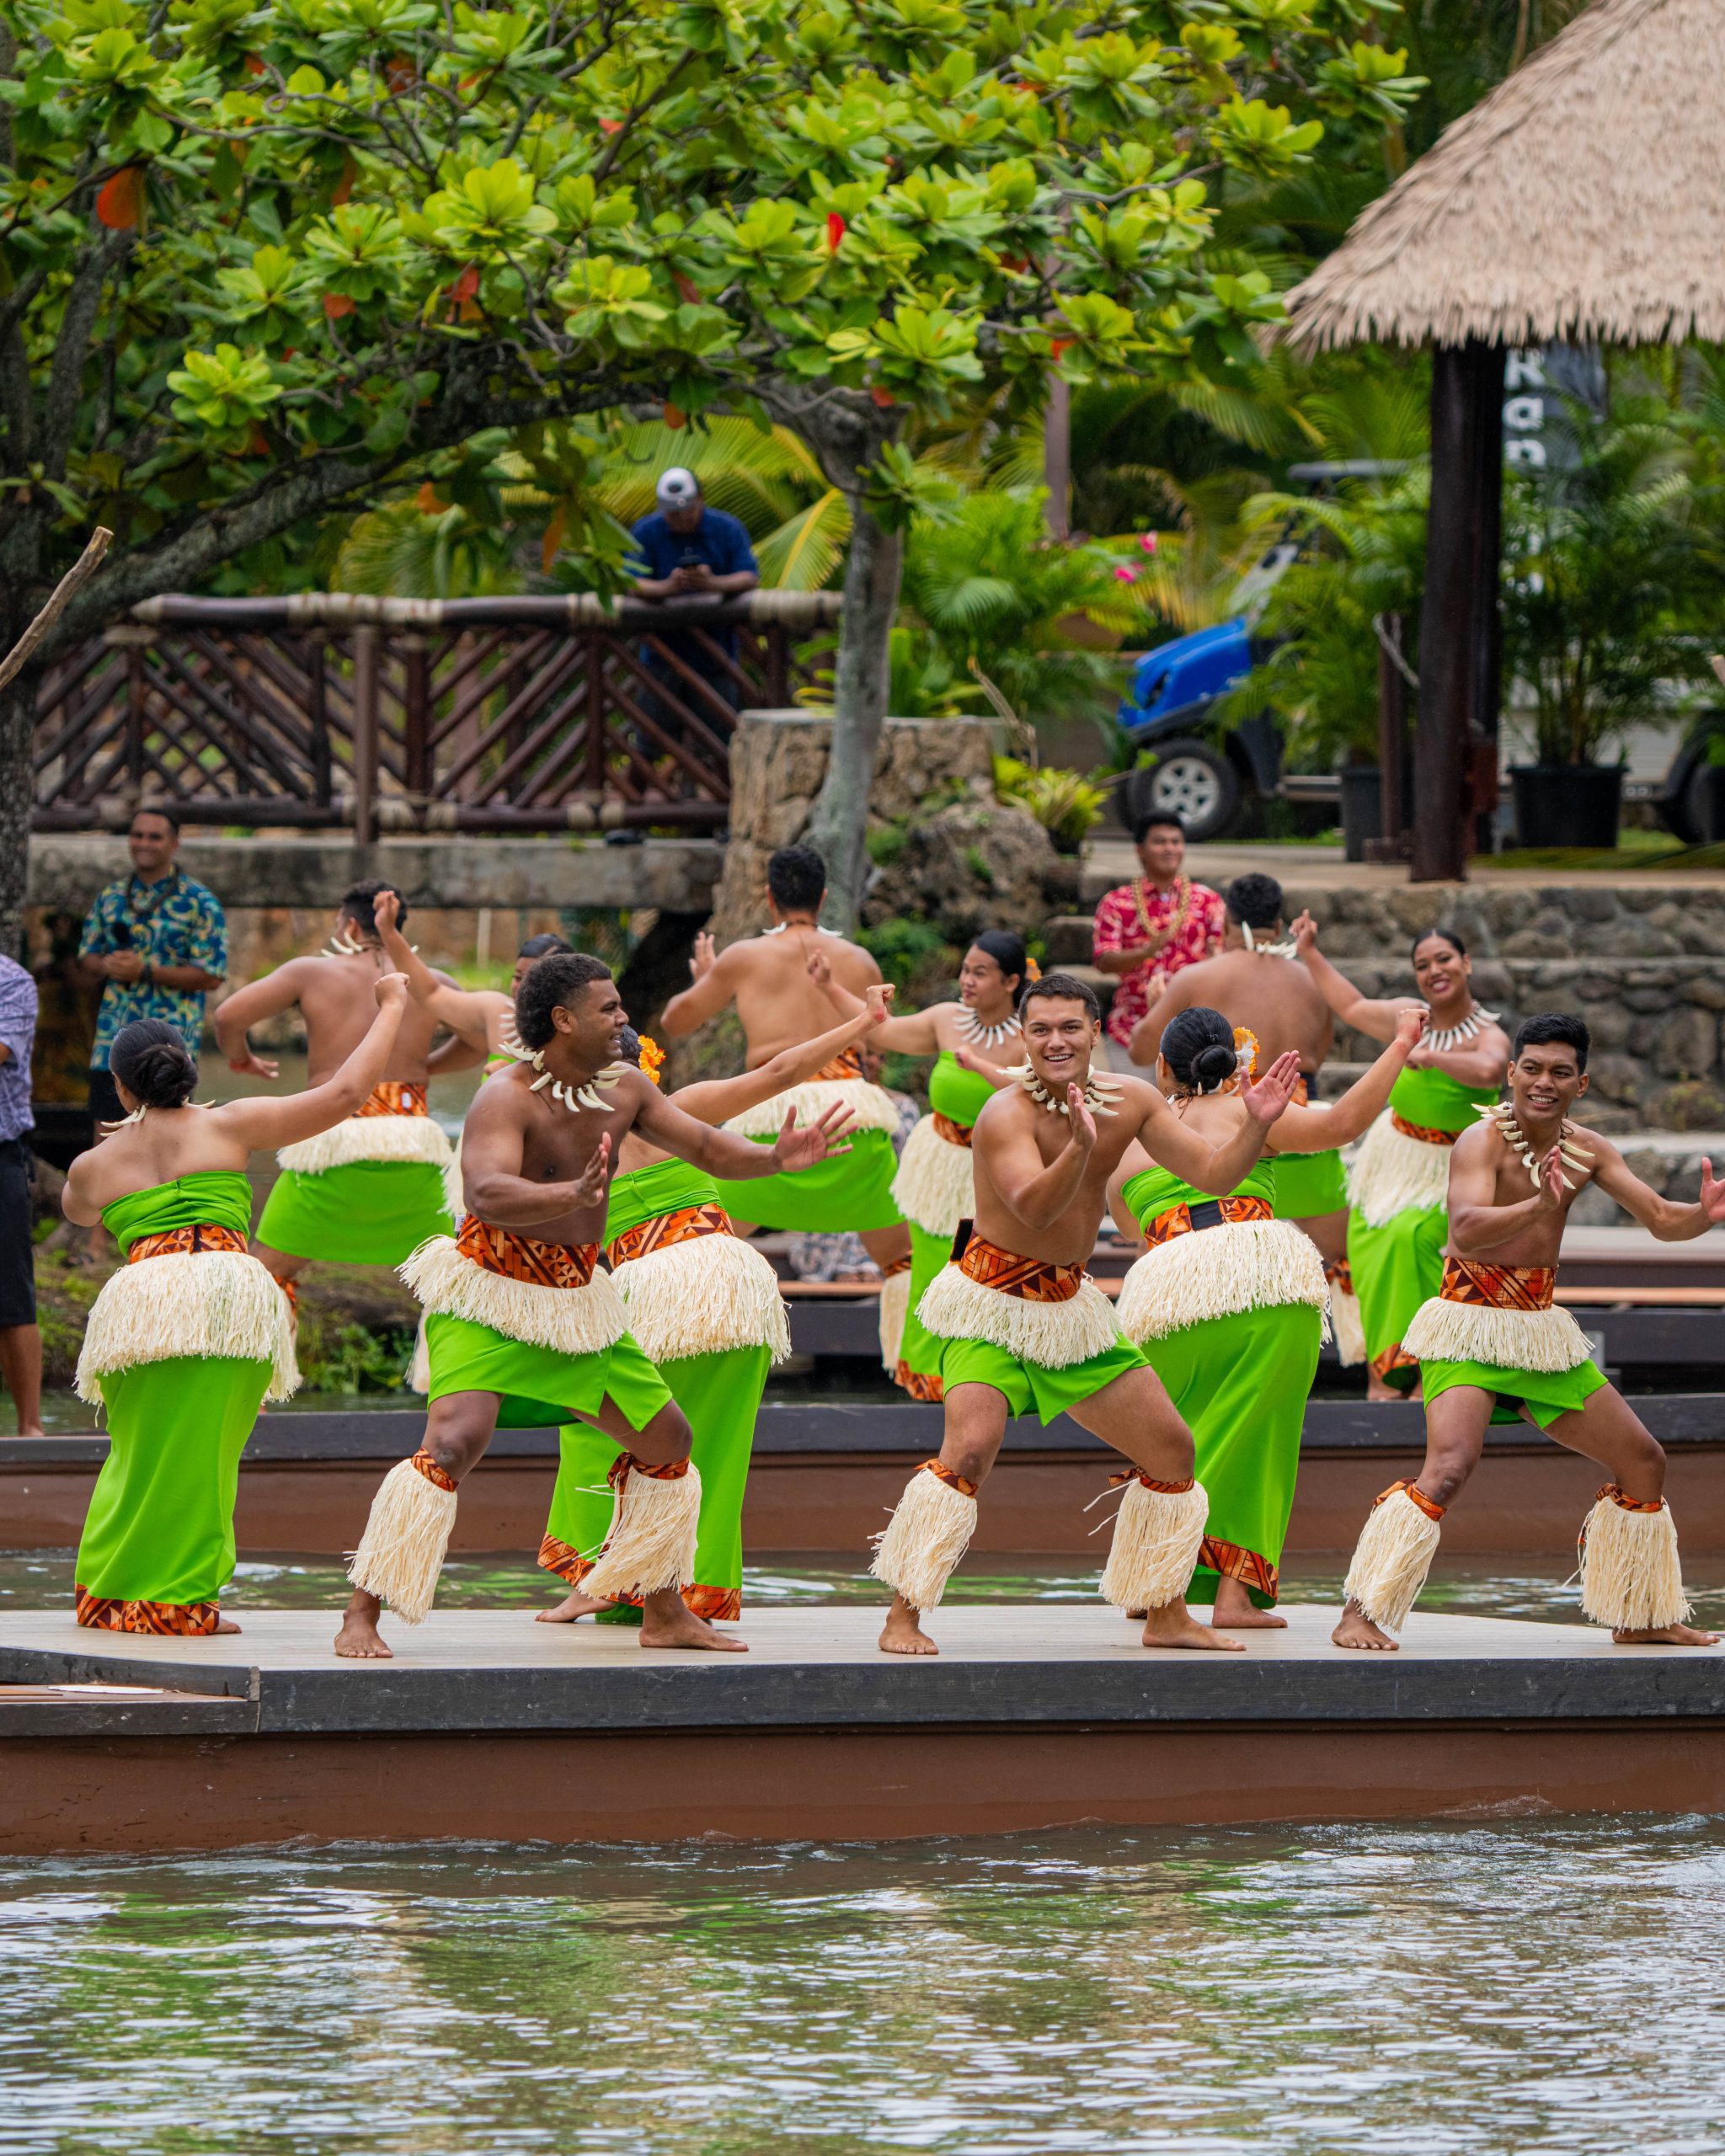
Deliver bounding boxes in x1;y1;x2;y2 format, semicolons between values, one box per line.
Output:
656;467;701;508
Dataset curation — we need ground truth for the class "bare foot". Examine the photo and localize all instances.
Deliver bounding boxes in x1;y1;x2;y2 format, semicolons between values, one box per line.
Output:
638;1589;747;1652
1332;1600;1397;1651
536;1589;614;1625
1140;1603;1245;1652
1614;1622;1721;1646
1210;1582;1287;1630
334;1591;393;1660
879;1593;938;1656
214;1617;242;1635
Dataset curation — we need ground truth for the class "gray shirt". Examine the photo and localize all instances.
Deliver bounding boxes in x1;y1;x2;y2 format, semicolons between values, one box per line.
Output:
0;956;36;1142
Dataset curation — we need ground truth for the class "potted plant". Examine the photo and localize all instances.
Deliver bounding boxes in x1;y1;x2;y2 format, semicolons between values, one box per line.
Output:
1502;406;1706;850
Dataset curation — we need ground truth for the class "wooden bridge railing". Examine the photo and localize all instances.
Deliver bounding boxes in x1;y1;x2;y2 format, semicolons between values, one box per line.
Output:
31;590;841;841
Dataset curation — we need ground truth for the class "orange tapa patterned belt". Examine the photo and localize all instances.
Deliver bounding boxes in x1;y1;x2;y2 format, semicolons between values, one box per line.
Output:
606;1201;734;1269
456;1213;599;1289
957;1232;1085;1305
1439;1255;1556;1311
128;1222;249;1263
355;1080;430;1118
1145;1193;1273;1247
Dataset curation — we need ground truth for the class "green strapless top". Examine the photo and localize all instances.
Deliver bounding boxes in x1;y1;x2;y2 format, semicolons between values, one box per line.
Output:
1388;1063;1500;1134
1120;1158;1277;1228
100;1170;255;1253
928;1049;997;1129
605;1155;723;1242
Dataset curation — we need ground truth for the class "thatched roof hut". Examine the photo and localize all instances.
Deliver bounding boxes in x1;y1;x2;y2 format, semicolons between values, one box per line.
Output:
1284;0;1725;355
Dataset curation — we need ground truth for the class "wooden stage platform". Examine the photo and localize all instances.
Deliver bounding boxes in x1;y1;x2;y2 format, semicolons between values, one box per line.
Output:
3;1604;1723;1849
8;1394;1725;1557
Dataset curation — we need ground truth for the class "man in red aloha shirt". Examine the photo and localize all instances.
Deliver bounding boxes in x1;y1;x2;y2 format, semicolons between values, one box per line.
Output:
1091;811;1226;1075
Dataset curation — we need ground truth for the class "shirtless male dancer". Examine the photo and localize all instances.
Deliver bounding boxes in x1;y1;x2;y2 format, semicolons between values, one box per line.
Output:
1130;873;1363;1361
870;971;1300;1657
659;842;911;1275
335;951;850;1658
1332;1013;1721;1653
214;880;474;1298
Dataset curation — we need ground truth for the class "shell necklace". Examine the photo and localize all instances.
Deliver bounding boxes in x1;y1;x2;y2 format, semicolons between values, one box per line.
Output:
1477;1100;1594;1188
1423;1003;1499;1053
1012;1064;1125;1118
508;1032;629;1113
958;1005;1021;1051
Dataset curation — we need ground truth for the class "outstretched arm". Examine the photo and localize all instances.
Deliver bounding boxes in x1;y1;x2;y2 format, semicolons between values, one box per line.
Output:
1268;1008;1424;1153
1589;1137;1725;1242
1290;912;1413;1045
1132;1051;1301;1194
211;977;410;1150
674;987;894;1126
212;961;315;1081
375;889;509;1052
659;934;737;1037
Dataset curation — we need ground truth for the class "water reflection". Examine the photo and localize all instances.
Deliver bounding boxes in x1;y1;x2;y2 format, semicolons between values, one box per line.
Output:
2;1821;1723;2154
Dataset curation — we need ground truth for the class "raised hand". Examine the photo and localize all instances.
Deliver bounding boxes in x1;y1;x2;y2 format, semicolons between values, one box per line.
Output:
773;1100;854;1172
690;931;716;983
568;1130;611;1209
1701;1159;1725;1223
375;971;409;1010
1066;1082;1097;1150
1242;1049;1301;1126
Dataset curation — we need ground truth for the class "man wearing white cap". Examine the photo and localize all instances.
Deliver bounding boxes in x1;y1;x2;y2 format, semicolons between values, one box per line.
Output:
630;468;760;735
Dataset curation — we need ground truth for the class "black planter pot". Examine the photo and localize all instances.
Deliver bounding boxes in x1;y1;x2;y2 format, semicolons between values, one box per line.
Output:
1509;764;1624;851
1339;765;1381;864
1699;763;1725;846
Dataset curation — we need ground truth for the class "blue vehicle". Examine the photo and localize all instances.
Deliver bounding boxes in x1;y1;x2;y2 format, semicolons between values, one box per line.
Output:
1116;464;1398;841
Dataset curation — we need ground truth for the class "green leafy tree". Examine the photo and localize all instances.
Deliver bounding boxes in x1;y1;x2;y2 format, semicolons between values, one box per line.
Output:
0;0;1418;939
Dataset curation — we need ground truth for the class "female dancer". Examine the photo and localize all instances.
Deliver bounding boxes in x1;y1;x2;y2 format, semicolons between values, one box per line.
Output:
1107;1002;1423;1625
1294;916;1510;1400
813;931;1030;1399
537;986;891;1623
61;978;409;1634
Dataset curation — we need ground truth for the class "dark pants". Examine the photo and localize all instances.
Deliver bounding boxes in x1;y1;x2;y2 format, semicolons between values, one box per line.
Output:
0;1138;35;1326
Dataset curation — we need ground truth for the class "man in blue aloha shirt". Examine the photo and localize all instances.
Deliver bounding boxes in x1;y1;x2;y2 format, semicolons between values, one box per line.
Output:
78;806;227;1128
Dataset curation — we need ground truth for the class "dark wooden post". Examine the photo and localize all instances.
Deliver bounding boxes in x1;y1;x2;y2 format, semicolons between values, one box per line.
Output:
1413;338;1506;883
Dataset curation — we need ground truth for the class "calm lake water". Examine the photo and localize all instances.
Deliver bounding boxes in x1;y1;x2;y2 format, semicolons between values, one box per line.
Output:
3;1821;1725;2155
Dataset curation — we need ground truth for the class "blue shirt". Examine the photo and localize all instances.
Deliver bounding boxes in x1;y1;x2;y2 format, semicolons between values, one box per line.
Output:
78;869;227;1070
0;956;35;1142
628;509;757;660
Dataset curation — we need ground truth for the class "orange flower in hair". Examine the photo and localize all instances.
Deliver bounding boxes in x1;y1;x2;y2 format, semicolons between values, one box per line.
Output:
1231;1026;1259;1078
638;1035;666;1086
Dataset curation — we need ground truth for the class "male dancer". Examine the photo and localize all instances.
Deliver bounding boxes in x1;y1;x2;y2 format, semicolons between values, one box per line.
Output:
870;971;1300;1656
1333;1014;1722;1652
214;881;473;1301
1128;873;1363;1362
659;843;911;1275
334;952;849;1659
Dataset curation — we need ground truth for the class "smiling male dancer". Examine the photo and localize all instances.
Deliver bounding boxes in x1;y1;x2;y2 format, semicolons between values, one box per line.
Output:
334;951;848;1659
1333;1014;1722;1652
1130;873;1364;1364
658;844;911;1277
214;881;473;1306
870;971;1300;1657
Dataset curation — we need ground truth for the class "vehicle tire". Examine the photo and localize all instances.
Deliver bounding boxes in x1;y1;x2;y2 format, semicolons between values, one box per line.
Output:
1129;738;1241;843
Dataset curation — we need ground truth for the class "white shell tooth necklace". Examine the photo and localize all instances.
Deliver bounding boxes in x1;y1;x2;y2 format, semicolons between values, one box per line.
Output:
507;1029;629;1112
1012;1064;1125;1117
959;1006;1021;1049
1423;1004;1499;1053
1478;1099;1594;1187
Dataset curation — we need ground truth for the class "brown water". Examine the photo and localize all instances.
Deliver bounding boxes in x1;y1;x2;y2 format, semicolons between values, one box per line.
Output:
2;1822;1723;2153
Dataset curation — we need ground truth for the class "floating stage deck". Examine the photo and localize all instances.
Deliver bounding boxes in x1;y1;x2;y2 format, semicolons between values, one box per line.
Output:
8;1394;1725;1557
3;1604;1724;1849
